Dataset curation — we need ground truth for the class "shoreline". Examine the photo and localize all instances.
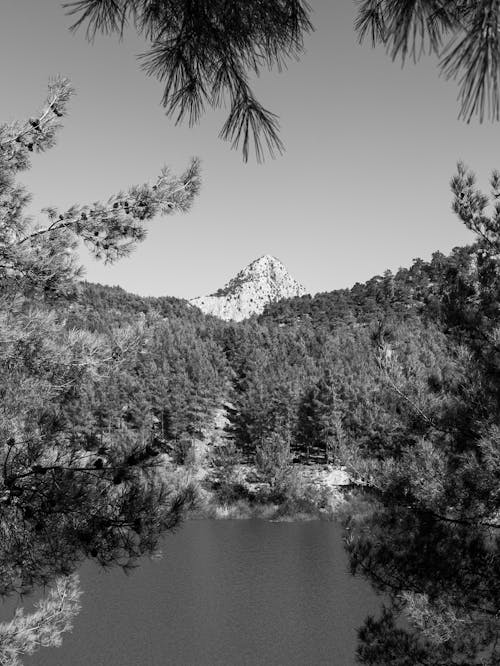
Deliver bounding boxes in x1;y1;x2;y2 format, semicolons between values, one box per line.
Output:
183;463;351;523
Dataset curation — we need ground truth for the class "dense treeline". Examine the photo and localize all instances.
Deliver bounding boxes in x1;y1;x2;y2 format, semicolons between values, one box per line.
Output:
63;283;231;463
259;249;462;329
73;246;469;482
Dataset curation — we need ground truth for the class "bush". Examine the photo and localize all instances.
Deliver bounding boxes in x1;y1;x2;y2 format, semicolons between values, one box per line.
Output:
255;433;292;489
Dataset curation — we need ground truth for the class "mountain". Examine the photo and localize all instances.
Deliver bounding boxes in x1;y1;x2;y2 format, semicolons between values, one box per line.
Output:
189;254;307;322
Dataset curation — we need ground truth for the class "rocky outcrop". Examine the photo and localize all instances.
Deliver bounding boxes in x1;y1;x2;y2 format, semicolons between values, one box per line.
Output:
190;254;306;321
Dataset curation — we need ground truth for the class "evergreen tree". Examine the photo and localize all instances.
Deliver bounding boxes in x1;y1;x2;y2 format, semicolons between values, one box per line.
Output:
255;431;292;492
341;163;500;664
0;78;200;602
296;371;344;464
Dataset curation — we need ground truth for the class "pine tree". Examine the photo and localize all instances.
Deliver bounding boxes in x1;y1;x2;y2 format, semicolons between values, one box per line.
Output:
0;78;200;602
296;372;344;464
342;163;500;664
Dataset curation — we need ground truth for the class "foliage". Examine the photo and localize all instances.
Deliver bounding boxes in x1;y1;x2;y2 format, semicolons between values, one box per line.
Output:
0;78;200;601
355;606;448;666
0;574;82;666
210;440;243;504
66;3;500;154
339;164;500;664
355;1;500;124
8;79;500;663
255;432;292;491
296;372;344;463
64;0;313;161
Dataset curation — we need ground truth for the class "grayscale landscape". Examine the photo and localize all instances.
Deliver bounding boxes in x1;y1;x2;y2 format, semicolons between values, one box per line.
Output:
0;2;500;665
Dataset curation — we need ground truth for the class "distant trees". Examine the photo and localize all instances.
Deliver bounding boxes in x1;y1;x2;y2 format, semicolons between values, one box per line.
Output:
226;323;313;462
296;373;344;464
136;315;230;463
220;291;451;476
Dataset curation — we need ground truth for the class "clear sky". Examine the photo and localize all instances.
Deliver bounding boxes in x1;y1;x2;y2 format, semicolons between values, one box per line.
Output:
0;1;497;298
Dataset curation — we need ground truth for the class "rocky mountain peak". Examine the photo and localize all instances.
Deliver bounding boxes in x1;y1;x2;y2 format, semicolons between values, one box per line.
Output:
190;254;306;322
245;253;282;271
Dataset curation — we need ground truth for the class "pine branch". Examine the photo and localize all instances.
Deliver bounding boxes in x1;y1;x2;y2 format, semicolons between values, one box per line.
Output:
356;0;500;124
441;1;500;122
15;157;201;264
0;77;74;171
64;0;313;161
0;574;82;664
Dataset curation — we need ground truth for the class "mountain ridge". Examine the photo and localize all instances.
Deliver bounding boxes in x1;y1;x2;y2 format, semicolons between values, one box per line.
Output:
190;254;307;322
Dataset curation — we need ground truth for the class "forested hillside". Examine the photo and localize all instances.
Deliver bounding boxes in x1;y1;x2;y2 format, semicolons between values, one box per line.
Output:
62;283;231;464
72;243;470;478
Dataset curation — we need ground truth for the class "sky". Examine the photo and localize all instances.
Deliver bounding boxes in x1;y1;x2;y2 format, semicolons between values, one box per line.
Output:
0;1;498;299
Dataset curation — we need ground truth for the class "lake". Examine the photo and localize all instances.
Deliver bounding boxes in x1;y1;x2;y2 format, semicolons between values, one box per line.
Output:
18;519;381;666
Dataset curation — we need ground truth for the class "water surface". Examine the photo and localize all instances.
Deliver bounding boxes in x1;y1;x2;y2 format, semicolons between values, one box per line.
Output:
20;519;380;666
